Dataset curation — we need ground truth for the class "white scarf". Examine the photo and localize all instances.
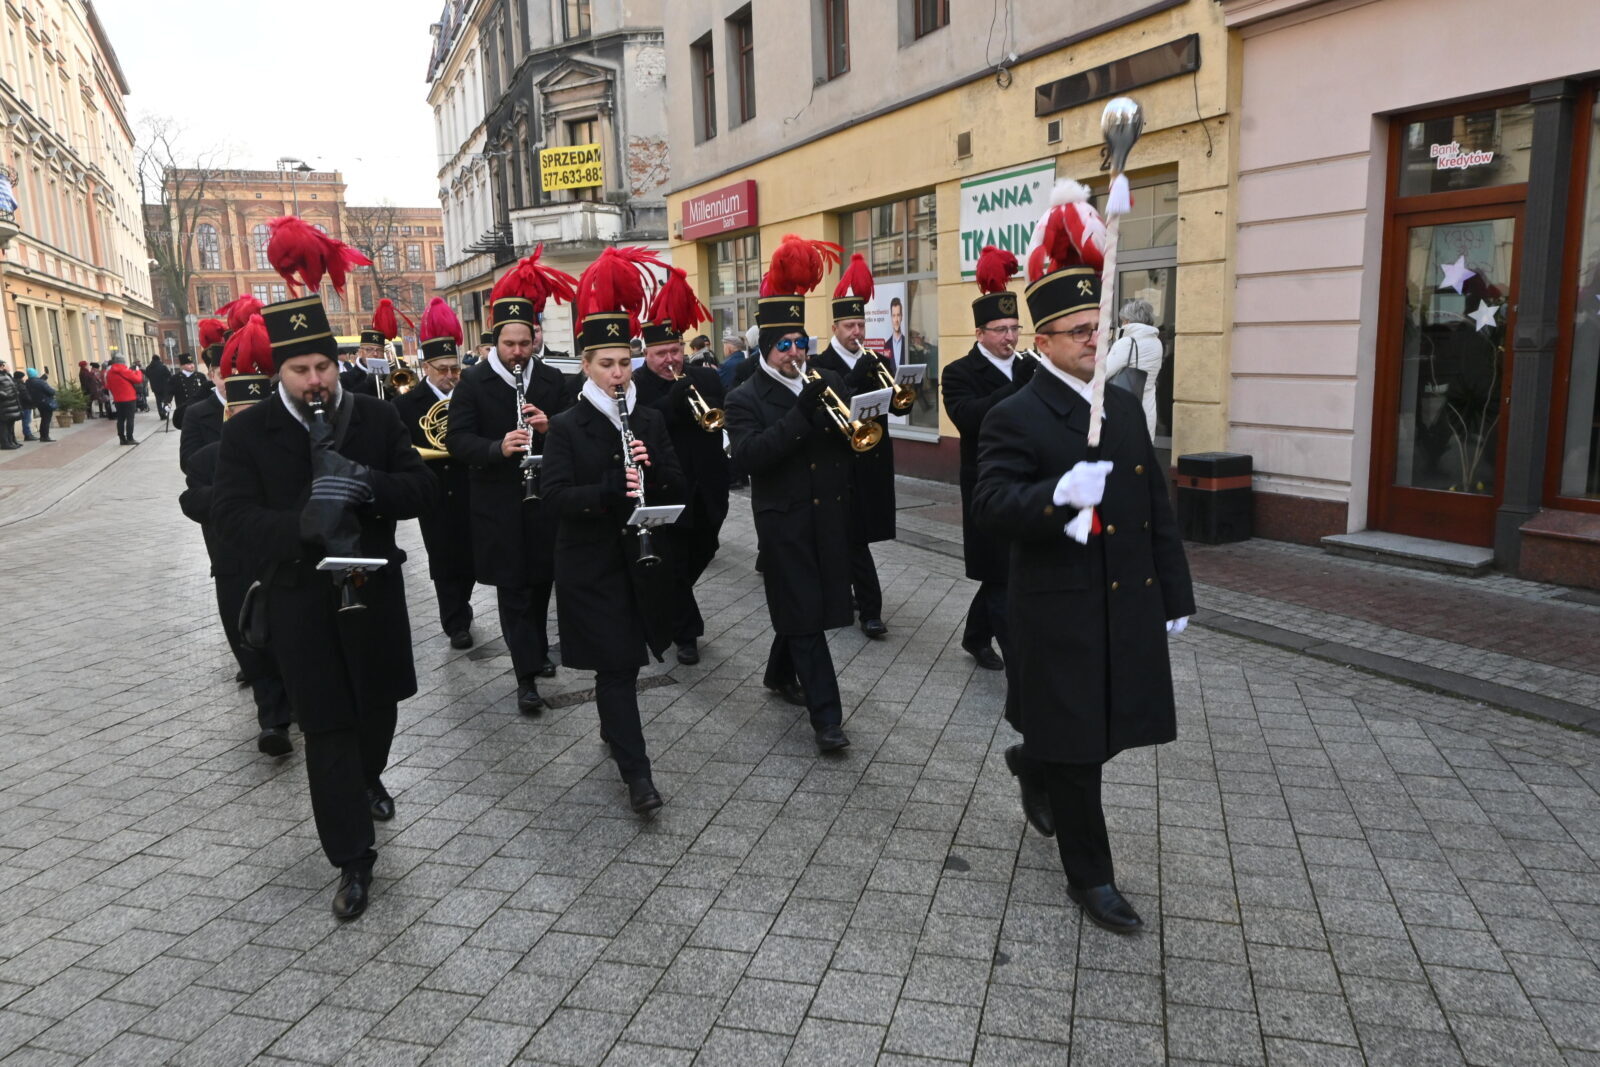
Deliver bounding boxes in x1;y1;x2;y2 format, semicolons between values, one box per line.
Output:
829;337;860;370
277;382;345;431
758;352;806;395
1038;356;1097;409
978;341;1015;382
427;378;451;404
580;377;637;430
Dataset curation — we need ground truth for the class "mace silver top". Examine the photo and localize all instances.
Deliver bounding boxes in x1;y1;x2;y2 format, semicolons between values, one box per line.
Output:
1101;97;1144;173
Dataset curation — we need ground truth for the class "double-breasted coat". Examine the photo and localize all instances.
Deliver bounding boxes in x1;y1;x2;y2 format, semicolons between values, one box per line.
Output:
179;390;223;474
725;366;855;635
808;344;896;544
941;344;1032;583
541;397;685;670
393;385;476;583
211;391;438;733
445;356;573;588
972;371;1194;764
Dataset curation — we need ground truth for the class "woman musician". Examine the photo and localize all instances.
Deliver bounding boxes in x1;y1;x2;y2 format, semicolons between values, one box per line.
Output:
542;249;685;814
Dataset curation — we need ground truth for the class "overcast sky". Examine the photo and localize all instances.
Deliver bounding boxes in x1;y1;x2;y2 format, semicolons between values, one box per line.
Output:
95;0;444;208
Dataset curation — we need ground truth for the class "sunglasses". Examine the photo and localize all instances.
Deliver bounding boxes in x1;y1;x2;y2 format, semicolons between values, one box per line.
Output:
773;338;811;353
1039;324;1097;343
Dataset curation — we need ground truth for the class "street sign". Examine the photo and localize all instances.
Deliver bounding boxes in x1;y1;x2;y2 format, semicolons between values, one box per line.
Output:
539;144;604;192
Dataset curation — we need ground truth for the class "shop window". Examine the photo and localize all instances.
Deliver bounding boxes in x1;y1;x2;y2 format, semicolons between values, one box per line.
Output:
1559;98;1600;501
708;232;762;346
842;192;940;435
1398;102;1535;198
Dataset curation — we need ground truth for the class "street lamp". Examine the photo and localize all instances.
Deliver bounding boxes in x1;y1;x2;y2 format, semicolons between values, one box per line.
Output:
276;157;315;213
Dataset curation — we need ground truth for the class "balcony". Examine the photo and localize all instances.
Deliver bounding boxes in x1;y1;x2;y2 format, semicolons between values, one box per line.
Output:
508;200;625;253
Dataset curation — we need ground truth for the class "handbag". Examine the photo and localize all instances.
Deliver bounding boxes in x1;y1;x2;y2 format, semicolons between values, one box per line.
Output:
1107;331;1149;398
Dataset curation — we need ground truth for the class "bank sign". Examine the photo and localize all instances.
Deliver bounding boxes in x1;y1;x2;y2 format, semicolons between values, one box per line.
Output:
540;144;604;192
681;180;758;241
958;160;1056;279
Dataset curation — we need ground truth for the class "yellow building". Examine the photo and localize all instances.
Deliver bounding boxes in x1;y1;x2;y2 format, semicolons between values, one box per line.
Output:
664;0;1231;477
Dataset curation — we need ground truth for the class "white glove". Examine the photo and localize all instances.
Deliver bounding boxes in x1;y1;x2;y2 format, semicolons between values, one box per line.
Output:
1166;616;1190;635
1064;509;1095;545
1054;460;1113;510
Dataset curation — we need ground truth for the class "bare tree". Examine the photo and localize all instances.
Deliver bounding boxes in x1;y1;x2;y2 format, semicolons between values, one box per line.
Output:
137;116;227;350
344;202;410;319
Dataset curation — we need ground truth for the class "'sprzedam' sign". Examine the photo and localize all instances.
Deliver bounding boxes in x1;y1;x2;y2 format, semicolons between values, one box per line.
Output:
681;180;758;241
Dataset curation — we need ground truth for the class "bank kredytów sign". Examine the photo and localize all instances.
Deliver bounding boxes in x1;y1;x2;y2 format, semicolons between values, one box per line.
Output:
958;160;1056;280
681;180;758;241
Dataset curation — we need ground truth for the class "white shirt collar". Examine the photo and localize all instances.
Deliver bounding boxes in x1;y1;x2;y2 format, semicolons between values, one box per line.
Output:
829;337;860;369
579;377;636;430
977;342;1014;382
427;379;451;403
1038;357;1095;406
213;386;226;407
758;352;805;395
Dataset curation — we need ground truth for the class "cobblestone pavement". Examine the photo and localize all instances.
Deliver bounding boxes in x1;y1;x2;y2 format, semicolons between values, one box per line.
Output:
1;436;1598;1066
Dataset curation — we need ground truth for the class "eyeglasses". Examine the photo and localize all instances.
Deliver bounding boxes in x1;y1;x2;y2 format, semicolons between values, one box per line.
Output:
982;325;1022;336
1038;325;1097;343
773;338;811;353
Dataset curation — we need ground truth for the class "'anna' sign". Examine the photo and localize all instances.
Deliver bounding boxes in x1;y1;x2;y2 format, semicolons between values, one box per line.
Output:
958;160;1055;280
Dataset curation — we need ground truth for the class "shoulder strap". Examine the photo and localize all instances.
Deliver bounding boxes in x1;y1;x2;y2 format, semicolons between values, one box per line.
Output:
332;390;357;451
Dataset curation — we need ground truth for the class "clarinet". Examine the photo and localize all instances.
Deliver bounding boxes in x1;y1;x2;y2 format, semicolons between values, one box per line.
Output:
614;386;660;568
514;361;541;501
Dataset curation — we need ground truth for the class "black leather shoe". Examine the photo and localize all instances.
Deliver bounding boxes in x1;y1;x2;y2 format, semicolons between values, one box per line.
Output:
675;641;699;665
765;680;807;707
860;618;888;639
1068;883;1143;933
448;630;474;650
1004;745;1055;837
235;669;249;686
256;727;293;758
539;657;557;678
627;777;663;814
963;640;1005;671
517;685;546;716
331;867;371;920
815;725;851;752
367;783;395;822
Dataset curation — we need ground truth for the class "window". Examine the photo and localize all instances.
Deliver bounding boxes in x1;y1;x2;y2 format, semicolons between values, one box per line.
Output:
323;285;343;313
823;0;849;80
270;284;287;304
563;0;590;39
360;285;374;312
433;244;446;270
708;233;762;350
1559;97;1600;501
1398;103;1534;198
692;33;716;143
251;283;269;304
566;118;599;202
194;284;211;314
197;222;220;270
841;193;940;434
379;245;398;271
252;222;270;269
412;283;426;311
914;0;949;38
406;243;423;270
729;7;755;125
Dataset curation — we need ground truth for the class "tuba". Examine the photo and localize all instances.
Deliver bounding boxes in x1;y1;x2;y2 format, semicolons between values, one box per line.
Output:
801;367;883;452
415;398;450;461
672;369;724;431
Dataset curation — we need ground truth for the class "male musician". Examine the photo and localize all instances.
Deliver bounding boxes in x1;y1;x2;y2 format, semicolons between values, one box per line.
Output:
341;345;378;396
808;253;899;639
941;246;1036;673
470;330;494;365
725;235;855;752
446;255;576;715
972;244;1193;933
393;313;476;649
634;274;730;665
178;326;294;757
171;352;211;428
212;263;437;919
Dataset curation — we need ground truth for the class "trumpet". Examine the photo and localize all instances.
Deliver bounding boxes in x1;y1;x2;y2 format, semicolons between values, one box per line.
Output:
862;346;916;413
388;352;417;394
671;369;724;431
801;367;883;453
513;361;541;502
614;386;660;568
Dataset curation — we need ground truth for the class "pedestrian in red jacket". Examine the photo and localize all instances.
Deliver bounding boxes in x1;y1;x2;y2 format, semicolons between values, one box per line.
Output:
105;355;144;445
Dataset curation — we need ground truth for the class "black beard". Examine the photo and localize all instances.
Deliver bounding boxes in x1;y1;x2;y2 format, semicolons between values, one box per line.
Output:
288;383;343;423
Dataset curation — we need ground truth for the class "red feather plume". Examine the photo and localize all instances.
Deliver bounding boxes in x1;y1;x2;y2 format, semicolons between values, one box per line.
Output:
419;297;463;345
833;252;874;302
266;216;372;297
646;267;711;333
975;246;1019;294
372;299;401;340
215;295;263;333
197;318;226;350
490;245;579;320
575;247;666;335
765;234;842;297
221;314;273;378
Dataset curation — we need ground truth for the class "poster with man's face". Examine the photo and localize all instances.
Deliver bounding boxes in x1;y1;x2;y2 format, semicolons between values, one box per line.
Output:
863;282;907;357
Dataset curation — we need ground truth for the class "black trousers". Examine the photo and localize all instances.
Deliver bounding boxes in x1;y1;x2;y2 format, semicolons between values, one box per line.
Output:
1036;758;1113;890
114;400;135;440
963;581;1011;652
659;504;723;643
215;574;291;730
497;581;552;683
596;667;650;781
434;576;475;637
302;700;397;871
850;541;883;622
763;632;843;731
0;420;15;448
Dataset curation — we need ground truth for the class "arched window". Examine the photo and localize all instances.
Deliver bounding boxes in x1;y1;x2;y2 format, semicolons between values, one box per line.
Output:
197;223;220;270
252;223;270;270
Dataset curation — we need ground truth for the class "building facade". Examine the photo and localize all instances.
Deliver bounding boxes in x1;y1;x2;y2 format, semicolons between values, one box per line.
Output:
0;0;157;383
148;168;444;355
663;0;1232;473
1223;0;1600;587
428;0;670;356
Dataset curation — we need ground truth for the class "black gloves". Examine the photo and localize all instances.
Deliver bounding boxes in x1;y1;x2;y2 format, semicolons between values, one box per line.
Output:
1013;353;1038;386
669;375;693;404
798;376;828;413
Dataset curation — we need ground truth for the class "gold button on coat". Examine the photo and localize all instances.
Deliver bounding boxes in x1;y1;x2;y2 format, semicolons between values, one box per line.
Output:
1135;464;1145;474
1106;524;1116;535
1111;581;1119;591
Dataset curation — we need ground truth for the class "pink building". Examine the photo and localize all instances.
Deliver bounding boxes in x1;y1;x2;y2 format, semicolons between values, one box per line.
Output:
1224;0;1600;587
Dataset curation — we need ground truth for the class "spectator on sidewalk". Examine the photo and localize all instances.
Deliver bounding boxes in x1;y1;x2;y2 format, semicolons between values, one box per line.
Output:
716;328;747;389
145;353;173;420
78;361;101;419
13;370;35;441
132;360;150;413
1103;299;1163;441
26;369;56;442
105;354;144;445
0;360;21;449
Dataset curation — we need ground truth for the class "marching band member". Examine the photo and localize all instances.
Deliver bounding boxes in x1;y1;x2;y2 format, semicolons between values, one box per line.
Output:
542;247;685;814
724;234;858;753
446;249;579;715
632;268;730;665
393;299;477;648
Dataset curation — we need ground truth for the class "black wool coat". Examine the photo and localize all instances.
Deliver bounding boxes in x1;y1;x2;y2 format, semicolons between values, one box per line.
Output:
631;364;731;529
177;440;237;578
145;359;173;401
170;370;211;428
393;385;475;582
178;391;223;475
445;357;574;588
725;366;855;635
211;392;438;733
541;398;685;670
941;344;1029;582
808;344;896;544
973;371;1194;764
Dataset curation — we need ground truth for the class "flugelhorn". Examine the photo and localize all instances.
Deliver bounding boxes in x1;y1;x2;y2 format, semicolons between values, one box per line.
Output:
672;369;724;431
862;345;916;413
801;367;883;452
389;352;417;394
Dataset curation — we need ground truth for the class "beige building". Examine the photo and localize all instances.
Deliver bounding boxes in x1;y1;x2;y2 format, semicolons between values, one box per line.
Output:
664;0;1232;477
0;0;156;381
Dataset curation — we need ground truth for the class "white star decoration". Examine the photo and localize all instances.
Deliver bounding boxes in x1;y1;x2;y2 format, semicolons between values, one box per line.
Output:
1439;255;1476;294
1468;302;1501;332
